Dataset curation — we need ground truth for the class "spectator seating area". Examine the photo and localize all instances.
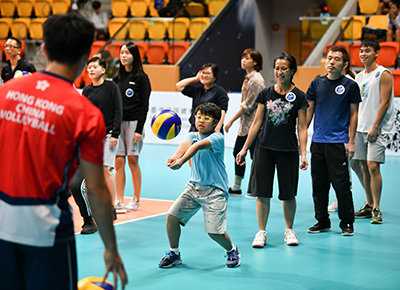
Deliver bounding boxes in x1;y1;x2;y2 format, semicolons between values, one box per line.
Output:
301;0;400;97
1;0;228;83
110;0;227;18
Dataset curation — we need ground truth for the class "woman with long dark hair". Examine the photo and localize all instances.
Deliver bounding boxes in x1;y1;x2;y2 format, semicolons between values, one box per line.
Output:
114;41;151;212
236;53;308;248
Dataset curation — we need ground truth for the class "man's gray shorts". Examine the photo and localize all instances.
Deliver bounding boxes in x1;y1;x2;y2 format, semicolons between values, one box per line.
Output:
354;132;388;163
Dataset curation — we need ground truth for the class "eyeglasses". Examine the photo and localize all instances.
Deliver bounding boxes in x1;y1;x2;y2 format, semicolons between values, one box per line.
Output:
274;67;290;72
4;45;20;49
195;115;215;122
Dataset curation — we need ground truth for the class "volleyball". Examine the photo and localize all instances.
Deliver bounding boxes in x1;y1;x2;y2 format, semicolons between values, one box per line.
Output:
78;277;113;290
13;71;31;79
151;109;182;140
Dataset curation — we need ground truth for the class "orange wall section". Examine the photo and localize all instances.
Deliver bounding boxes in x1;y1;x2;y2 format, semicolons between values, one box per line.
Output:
143;65;180;92
293;66;322;92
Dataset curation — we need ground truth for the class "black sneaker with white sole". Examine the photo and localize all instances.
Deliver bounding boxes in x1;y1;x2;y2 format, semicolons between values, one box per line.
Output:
307;223;332;233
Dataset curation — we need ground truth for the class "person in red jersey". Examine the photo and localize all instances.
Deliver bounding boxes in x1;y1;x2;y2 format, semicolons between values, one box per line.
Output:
0;13;127;290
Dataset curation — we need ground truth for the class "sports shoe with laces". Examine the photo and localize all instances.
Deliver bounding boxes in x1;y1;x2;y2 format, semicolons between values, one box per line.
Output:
328;199;338;212
126;196;140;210
81;218;97;235
284;229;299;246
228;187;242;196
226;247;241;268
371;208;383;224
252;230;267;248
159;251;182;268
341;224;354;236
307;223;331;233
115;201;127;214
355;203;373;218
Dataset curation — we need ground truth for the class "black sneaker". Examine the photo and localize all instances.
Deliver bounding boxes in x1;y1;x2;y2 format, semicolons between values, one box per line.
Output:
228;187;242;196
341;224;354;236
371;208;383;224
355;203;373;218
307;223;331;233
159;251;182;268
81;218;97;235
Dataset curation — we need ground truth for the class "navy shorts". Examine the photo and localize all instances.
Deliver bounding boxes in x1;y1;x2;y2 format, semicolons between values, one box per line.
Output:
0;238;77;290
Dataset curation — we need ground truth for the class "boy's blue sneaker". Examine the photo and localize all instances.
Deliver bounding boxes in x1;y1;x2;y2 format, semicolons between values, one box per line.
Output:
159;251;182;268
226;247;241;268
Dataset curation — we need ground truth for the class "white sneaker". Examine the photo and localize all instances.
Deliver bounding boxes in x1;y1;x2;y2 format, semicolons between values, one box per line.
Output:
252;230;267;248
284;229;299;246
245;194;257;199
126;196;140;211
328;199;338;212
115;201;127;214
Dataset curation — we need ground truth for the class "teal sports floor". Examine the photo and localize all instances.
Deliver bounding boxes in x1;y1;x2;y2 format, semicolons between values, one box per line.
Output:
76;144;400;290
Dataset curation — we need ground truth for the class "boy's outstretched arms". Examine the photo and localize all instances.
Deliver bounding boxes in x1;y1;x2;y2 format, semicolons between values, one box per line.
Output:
167;139;211;170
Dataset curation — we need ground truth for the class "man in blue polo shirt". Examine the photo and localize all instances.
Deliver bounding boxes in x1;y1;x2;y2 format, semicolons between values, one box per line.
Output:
306;46;361;236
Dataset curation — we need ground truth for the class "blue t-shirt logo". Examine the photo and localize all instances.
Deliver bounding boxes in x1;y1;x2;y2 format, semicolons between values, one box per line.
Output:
125;88;134;98
375;71;381;78
335;85;345;95
285;92;296;102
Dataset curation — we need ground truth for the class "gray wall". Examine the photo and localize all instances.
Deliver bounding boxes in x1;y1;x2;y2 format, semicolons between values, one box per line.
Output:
256;0;314;86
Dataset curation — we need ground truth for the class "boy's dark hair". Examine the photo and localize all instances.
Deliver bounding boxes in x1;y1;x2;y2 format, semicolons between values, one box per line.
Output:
194;102;221;125
200;63;219;82
116;41;143;79
327;46;350;66
273;52;297;83
360;39;380;52
43;13;95;65
87;56;106;69
242;48;263;71
92;1;101;9
7;37;21;49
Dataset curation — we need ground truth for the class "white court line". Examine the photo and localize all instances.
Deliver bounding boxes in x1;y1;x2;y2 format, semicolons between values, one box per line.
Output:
75;198;174;234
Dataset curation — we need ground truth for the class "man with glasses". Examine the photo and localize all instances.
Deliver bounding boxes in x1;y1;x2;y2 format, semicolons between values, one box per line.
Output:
306;46;361;236
1;37;36;83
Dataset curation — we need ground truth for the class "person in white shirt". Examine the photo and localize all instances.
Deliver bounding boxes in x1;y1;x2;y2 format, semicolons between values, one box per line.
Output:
90;1;109;40
354;39;396;224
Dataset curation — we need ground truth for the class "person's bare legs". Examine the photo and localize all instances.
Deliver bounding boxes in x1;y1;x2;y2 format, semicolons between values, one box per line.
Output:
256;197;270;230
104;166;116;205
166;214;181;248
367;161;383;210
115;156;126;204
128;155;141;202
361;160;374;207
283;198;296;229
350;159;364;190
208;233;234;251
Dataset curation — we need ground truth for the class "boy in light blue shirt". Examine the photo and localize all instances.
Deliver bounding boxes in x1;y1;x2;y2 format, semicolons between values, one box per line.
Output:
159;102;240;269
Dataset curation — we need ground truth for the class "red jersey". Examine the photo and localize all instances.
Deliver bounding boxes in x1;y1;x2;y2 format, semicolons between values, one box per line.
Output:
0;72;106;246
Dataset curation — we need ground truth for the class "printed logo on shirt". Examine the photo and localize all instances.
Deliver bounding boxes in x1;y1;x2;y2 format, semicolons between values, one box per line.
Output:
285;92;296;102
335;85;345;95
36;80;50;91
193;138;198;144
360;82;368;98
125;88;134;98
129;81;136;85
375;71;380;78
